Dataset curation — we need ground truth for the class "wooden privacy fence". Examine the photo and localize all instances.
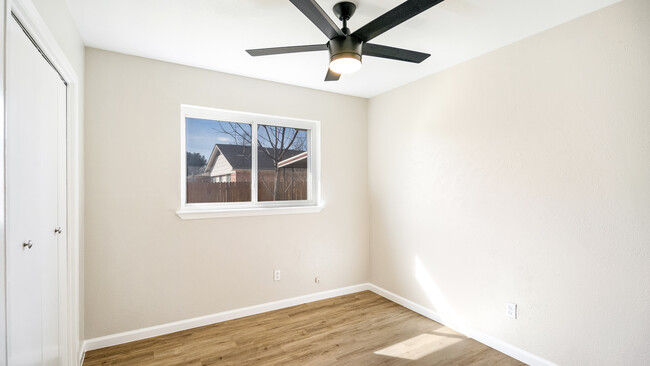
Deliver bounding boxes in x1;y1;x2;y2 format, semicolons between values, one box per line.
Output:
186;182;251;203
187;180;307;203
258;177;307;201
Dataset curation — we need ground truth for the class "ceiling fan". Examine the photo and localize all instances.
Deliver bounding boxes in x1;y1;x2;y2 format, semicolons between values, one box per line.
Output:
246;0;444;81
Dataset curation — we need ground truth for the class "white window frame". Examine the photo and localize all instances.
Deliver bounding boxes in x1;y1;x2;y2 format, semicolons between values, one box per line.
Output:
177;104;322;219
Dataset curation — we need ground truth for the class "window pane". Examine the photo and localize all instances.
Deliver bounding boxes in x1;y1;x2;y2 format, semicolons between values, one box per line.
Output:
186;118;252;203
257;125;308;201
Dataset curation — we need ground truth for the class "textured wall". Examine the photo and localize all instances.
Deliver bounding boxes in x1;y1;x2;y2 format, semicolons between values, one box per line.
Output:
368;0;650;364
84;49;369;338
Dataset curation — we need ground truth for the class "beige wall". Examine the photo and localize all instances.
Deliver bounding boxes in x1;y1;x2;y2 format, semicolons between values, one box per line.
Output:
84;48;369;338
368;0;649;365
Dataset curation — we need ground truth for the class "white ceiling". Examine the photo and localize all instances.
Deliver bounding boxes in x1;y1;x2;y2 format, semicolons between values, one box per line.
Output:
66;0;620;98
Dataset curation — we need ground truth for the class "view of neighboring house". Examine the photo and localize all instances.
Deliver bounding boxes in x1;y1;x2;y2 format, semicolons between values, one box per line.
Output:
198;143;307;183
185;143;308;202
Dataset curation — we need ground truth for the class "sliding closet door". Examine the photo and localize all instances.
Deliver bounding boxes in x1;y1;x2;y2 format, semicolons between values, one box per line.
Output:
6;16;67;366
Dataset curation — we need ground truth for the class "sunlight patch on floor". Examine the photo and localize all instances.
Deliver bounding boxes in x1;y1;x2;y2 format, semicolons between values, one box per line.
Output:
374;329;465;360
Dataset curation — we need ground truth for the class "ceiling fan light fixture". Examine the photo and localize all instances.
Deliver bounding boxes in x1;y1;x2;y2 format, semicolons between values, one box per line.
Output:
328;35;363;75
246;0;439;82
329;52;361;74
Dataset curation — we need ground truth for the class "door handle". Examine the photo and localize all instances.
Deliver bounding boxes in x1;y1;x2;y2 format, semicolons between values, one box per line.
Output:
54;227;62;234
23;240;33;249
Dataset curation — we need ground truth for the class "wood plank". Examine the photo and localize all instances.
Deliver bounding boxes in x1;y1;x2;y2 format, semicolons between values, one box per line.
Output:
83;291;526;365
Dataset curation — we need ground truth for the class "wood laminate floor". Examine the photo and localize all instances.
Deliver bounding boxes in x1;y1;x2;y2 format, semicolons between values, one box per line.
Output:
83;291;526;365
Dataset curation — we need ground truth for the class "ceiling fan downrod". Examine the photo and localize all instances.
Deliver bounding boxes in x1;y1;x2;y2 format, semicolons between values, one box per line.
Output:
333;1;356;35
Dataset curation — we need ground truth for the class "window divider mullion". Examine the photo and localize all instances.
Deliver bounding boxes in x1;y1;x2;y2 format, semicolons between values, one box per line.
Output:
251;122;258;205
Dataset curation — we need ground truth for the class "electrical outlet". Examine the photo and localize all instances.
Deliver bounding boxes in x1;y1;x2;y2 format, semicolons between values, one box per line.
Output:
314;276;320;283
274;269;281;281
506;302;517;319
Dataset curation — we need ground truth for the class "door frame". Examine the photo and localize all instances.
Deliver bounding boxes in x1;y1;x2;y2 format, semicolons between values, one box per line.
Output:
2;0;82;364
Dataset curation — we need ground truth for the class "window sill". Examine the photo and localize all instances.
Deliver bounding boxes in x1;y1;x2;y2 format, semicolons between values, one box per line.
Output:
176;205;324;219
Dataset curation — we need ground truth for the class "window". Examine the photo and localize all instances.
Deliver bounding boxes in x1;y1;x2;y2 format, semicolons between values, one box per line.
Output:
178;105;321;218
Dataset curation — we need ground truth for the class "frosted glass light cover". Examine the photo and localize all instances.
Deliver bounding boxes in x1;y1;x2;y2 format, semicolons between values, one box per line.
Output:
329;57;361;74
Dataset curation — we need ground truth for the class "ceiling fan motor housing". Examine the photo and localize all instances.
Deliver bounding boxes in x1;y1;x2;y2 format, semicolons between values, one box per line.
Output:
328;36;362;64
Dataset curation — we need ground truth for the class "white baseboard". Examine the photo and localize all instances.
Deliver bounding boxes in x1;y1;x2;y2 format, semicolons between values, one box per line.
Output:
83;283;371;352
78;346;85;366
82;283;555;366
367;284;558;366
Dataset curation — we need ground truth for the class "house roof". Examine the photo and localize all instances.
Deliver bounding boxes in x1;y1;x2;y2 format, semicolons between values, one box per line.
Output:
205;144;306;172
278;152;307;169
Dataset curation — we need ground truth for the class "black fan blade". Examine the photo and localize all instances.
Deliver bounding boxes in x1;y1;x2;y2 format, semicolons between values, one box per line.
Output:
247;44;328;57
363;43;430;63
290;0;344;40
352;0;444;43
325;68;341;81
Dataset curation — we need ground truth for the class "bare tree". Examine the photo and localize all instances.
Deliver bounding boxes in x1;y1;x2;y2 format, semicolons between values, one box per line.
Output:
213;123;307;200
257;125;306;199
213;123;252;146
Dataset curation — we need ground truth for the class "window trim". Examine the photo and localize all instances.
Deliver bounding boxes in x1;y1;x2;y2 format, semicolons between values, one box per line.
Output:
177;104;322;219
